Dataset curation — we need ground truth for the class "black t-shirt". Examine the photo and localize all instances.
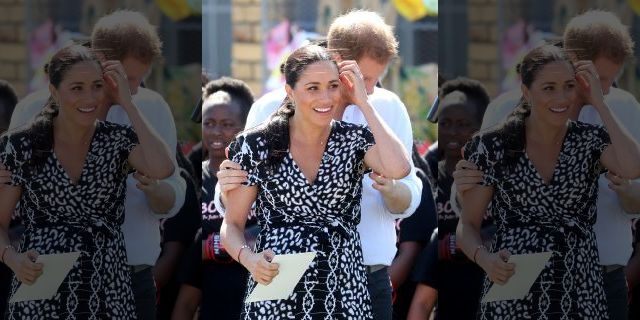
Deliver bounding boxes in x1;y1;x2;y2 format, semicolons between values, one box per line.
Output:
162;173;201;245
179;231;202;290
436;161;457;237
431;160;491;319
197;160;257;319
393;169;437;320
398;169;437;244
187;143;203;188
157;170;201;320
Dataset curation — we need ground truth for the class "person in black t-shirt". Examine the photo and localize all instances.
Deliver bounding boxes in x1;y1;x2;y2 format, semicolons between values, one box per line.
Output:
390;144;437;319
155;146;200;319
432;77;493;319
172;77;256;320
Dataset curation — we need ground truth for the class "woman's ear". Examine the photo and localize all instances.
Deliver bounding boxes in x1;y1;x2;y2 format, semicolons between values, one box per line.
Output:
49;84;59;104
285;84;293;101
521;84;530;104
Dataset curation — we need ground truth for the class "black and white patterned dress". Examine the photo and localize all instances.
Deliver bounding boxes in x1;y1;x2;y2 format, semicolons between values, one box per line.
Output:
463;120;610;319
228;120;374;319
1;121;138;319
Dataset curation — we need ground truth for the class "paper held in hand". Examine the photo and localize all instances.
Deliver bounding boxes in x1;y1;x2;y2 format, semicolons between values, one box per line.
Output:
10;251;81;303
246;251;316;303
481;251;553;303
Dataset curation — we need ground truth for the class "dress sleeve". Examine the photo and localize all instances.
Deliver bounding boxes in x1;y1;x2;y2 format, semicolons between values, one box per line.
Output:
0;134;28;187
588;124;611;158
113;124;139;174
586;124;611;175
226;134;264;186
462;134;499;186
355;124;376;154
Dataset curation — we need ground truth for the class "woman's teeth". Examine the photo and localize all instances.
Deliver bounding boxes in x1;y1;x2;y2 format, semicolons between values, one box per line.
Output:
314;107;331;113
549;106;568;113
78;106;96;113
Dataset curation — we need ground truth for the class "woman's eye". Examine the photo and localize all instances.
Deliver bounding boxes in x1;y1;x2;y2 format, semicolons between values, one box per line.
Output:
308;86;317;91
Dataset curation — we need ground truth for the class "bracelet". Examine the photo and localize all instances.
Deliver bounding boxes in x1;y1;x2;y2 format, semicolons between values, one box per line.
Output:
473;245;486;264
237;244;251;264
1;245;15;264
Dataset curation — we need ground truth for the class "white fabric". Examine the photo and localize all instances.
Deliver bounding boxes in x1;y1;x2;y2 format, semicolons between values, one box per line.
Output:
9;87;187;266
214;87;423;266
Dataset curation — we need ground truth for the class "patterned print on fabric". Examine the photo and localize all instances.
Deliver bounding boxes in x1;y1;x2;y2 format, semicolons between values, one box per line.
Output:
463;120;611;320
228;120;375;319
1;121;138;320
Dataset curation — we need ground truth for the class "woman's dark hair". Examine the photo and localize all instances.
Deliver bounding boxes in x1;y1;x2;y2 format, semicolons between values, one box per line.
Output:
496;44;573;166
254;44;335;168
203;76;254;123
29;45;101;167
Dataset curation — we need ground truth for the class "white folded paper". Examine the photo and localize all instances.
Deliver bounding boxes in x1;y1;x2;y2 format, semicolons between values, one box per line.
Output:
10;251;81;303
246;251;316;303
482;251;553;303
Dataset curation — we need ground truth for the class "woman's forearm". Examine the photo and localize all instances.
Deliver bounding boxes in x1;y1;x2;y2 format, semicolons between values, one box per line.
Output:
220;220;250;266
595;102;640;178
359;102;410;178
456;221;486;263
121;101;174;179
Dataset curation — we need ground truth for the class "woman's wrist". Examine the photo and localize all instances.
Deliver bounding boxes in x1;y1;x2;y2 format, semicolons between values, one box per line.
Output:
2;246;16;269
237;244;252;266
591;99;608;111
473;244;487;267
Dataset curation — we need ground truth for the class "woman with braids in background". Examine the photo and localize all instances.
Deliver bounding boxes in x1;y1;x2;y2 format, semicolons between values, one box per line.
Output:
0;44;173;319
220;44;410;319
456;44;640;319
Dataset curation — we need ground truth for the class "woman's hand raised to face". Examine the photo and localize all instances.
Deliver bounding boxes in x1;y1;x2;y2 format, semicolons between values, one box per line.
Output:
338;60;369;107
574;60;605;108
102;60;133;108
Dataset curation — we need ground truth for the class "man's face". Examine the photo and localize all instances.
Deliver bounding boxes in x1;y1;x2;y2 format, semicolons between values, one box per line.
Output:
593;56;623;96
355;56;389;95
121;56;151;95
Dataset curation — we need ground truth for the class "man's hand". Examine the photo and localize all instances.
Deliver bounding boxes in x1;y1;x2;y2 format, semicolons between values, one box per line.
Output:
369;172;395;195
453;160;484;193
369;172;411;214
133;171;159;192
0;163;11;186
217;160;248;193
606;172;640;213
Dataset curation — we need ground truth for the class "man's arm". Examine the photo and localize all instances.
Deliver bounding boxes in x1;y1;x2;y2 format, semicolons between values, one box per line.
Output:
126;93;186;217
606;174;640;215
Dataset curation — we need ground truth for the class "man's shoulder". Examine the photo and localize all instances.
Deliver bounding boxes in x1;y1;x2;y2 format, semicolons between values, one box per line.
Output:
369;87;402;104
253;88;286;110
134;87;165;102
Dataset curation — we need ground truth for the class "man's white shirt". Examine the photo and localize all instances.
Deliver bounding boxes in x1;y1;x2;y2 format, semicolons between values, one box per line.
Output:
214;87;423;266
9;87;187;266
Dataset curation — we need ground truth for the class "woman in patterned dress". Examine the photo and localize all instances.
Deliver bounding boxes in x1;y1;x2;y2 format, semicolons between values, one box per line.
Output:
220;44;411;319
456;44;640;319
0;45;174;319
